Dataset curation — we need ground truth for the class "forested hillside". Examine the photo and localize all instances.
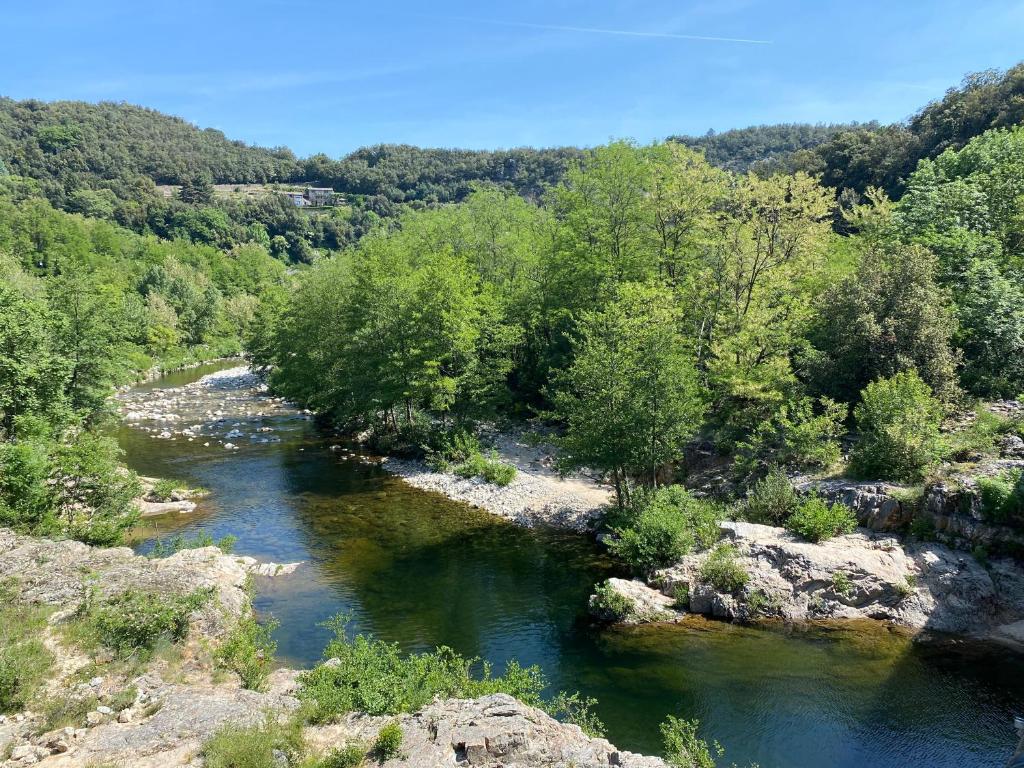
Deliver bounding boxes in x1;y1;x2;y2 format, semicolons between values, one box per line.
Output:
672;123;863;173
673;64;1024;198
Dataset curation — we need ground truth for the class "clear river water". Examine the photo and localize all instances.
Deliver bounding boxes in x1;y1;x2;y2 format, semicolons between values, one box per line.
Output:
119;362;1024;768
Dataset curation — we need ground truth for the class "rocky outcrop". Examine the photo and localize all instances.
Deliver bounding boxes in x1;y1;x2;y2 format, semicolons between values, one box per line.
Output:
640;521;1024;642
309;694;665;768
794;478;912;532
589;578;684;625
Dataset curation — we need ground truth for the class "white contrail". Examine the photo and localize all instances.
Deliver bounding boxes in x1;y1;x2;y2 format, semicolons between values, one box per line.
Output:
453;17;772;45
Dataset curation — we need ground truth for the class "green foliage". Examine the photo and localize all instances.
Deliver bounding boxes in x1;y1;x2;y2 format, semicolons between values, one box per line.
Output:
698;545;749;595
807;240;960;405
372;722;403;760
150;478;178;502
90;588;211;657
743;468;799;526
315;745;366;768
672;583;690;609
947;407;1016;461
0;582;53;713
849;371;946;482
608;487;722;574
216;614;279;691
831;571;854;597
746;589;782;619
978;469;1024;524
546;691;606;738
149;531;237;558
590;581;635;623
296;616;593;735
552;283;706;501
202;716;305;768
785;495;857;543
661;715;718;768
452;449;517;486
734;397;846;480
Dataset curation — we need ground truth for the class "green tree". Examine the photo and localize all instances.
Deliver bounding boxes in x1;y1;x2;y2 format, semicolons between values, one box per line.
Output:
552;284;706;506
850;371;945;482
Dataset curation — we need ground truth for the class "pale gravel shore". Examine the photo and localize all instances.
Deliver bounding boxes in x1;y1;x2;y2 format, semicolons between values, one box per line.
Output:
381;429;613;532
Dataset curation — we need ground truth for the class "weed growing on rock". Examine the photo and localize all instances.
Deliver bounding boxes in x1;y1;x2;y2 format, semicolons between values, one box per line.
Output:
314;744;366;768
978;468;1024;524
203;716;305;768
149;531;237;557
661;715;719;768
698;544;749;594
831;571;854;597
372;721;403;760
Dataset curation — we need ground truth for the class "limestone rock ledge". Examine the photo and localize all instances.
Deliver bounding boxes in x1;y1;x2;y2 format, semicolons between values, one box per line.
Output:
643;521;1024;644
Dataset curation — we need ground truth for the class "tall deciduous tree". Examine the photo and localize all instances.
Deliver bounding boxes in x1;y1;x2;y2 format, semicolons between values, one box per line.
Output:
551;284;706;507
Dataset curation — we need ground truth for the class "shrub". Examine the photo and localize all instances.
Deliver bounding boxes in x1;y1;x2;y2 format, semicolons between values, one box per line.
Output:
216;614;279;691
978;469;1024;524
661;715;718;768
734;396;846;480
453;449;517;486
150;478;178;502
590;581;635;623
831;571;853;597
609;487;722;574
671;583;690;609
297;616;595;734
849;371;945;482
909;514;936;541
743;467;798;525
698;544;749;594
746;588;781;618
316;744;366;768
546;691;605;738
423;424;480;471
372;722;403;760
785;495;857;542
91;588;211;657
203;716;304;768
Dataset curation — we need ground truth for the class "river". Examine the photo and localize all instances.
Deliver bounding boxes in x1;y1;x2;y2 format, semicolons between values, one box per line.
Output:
117;361;1024;767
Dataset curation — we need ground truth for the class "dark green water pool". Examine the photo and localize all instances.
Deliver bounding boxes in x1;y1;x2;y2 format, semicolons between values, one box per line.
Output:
120;363;1024;767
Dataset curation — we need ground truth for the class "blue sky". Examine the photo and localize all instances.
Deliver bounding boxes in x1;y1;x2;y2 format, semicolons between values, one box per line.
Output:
2;0;1023;157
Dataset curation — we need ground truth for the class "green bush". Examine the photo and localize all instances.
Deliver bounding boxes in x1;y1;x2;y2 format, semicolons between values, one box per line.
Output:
698;544;749;594
661;715;718;768
546;691;605;738
734;396;846;480
590;581;635;622
978;469;1024;524
831;571;854;597
746;588;781;618
216;614;279;691
372;722;403;760
91;588;211;657
315;744;366;768
947;408;1015;461
203;717;304;768
297;616;599;735
423;424;480;471
150;478;178;502
453;449;517;486
743;467;799;525
785;495;857;542
849;371;945;482
609;487;722;574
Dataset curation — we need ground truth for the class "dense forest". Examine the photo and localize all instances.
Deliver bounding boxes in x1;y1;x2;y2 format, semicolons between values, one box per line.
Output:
1;61;1023;543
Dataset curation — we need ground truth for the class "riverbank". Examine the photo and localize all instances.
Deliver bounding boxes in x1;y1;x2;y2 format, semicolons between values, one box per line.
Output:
381;427;612;532
0;529;664;768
